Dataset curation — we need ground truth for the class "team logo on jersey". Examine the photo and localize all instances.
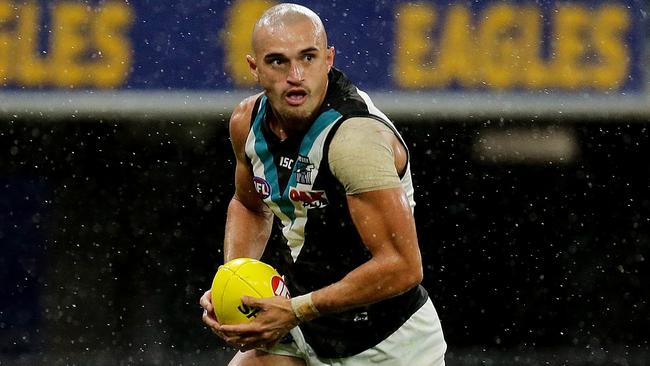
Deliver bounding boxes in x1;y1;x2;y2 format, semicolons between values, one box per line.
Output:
294;155;314;185
253;176;271;199
289;187;329;209
271;275;290;298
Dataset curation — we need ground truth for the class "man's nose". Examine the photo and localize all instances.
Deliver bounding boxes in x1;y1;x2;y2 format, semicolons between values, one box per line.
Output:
287;62;304;83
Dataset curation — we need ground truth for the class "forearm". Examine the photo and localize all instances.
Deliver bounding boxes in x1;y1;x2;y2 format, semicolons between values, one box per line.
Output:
307;188;423;316
311;255;422;315
223;196;273;261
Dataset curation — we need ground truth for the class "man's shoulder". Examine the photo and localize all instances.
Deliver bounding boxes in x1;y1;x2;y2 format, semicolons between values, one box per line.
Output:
231;92;264;125
334;117;393;139
229;92;264;151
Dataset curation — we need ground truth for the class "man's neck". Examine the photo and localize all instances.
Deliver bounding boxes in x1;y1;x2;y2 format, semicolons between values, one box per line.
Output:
268;108;312;141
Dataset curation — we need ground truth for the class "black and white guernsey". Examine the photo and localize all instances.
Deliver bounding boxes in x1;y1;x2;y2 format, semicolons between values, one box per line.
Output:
244;68;428;358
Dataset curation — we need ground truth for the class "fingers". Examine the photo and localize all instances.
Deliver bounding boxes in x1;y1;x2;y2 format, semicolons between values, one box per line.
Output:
208;296;291;351
219;323;252;337
199;290;213;312
202;309;220;328
200;290;224;339
223;329;285;351
240;295;262;308
199;290;218;324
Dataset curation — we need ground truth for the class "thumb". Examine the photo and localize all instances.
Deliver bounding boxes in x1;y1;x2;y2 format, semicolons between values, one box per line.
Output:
241;296;261;307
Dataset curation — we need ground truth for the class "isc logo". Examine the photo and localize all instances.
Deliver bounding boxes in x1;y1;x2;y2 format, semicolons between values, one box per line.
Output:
253;177;271;199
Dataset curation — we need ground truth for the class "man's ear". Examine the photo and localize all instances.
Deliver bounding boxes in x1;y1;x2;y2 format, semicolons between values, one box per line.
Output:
326;46;335;72
246;55;259;82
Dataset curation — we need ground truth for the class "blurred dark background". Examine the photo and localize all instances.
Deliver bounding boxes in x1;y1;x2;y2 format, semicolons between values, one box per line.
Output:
1;116;648;365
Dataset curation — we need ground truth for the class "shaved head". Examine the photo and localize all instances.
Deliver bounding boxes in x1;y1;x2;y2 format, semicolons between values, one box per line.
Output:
246;3;335;127
252;3;328;55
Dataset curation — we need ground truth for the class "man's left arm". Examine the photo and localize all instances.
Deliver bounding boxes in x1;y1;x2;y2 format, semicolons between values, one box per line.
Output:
312;186;423;312
308;117;422;313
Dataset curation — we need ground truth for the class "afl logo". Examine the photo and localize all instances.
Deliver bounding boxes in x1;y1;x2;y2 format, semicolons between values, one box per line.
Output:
271;275;290;298
253;177;271;199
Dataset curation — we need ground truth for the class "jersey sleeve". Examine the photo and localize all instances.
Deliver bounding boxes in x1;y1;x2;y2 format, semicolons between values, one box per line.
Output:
328;117;402;195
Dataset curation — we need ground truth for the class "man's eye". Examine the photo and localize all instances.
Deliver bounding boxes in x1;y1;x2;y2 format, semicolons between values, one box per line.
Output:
269;58;284;66
305;55;314;62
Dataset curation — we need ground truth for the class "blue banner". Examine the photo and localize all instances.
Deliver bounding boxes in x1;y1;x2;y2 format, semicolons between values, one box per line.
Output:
0;0;646;92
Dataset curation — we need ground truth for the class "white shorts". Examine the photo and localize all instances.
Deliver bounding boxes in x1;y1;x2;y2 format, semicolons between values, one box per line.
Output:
266;298;446;366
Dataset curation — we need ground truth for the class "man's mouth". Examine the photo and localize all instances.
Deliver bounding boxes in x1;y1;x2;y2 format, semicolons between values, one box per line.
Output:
285;90;307;106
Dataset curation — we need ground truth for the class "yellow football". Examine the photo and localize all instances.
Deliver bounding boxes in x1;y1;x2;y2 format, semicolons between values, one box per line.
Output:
210;258;289;325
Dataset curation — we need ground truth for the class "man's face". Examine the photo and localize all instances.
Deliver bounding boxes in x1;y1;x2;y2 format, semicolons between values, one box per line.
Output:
248;19;334;124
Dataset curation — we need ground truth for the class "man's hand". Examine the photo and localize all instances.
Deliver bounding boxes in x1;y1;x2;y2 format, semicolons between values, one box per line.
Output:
219;296;300;351
200;290;228;340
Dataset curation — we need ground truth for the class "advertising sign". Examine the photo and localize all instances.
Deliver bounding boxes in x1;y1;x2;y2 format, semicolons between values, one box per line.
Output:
0;1;647;117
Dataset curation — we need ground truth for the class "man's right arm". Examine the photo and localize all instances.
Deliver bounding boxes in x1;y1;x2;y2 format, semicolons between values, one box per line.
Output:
223;94;273;261
201;95;270;340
